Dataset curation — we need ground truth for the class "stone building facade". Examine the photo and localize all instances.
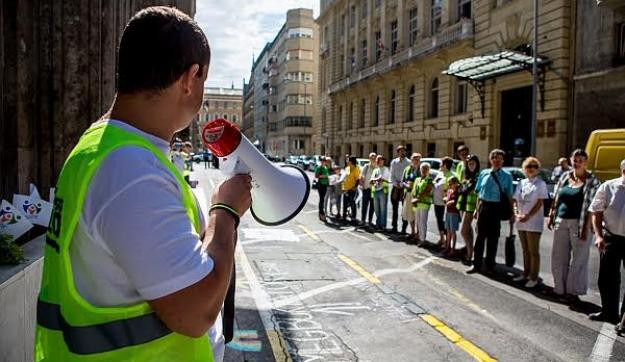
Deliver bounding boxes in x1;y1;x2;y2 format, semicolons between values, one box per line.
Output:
571;0;625;149
316;0;572;165
196;86;243;149
242;80;255;139
250;8;320;157
0;0;196;199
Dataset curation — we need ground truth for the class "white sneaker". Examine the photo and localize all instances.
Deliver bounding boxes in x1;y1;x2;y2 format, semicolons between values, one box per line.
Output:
513;275;526;282
525;280;538;288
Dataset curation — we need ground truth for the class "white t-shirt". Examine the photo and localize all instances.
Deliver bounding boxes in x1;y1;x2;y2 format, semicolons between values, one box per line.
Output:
70;119;224;360
513;177;549;232
373;167;391;191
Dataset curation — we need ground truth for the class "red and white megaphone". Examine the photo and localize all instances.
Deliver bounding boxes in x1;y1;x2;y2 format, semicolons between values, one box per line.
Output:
201;118;310;226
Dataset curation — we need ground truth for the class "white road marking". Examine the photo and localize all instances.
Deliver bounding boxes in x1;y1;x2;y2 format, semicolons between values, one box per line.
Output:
272;256;436;308
242;228;300;242
589;323;617;362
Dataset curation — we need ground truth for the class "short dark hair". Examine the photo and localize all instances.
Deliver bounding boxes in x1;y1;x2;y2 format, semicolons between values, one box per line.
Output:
457;145;469;153
441;156;453;170
349;156;358;165
117;6;210;94
570;148;588;159
489;149;506;159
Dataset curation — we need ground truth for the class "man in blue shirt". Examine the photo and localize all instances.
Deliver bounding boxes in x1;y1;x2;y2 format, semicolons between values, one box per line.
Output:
467;149;514;274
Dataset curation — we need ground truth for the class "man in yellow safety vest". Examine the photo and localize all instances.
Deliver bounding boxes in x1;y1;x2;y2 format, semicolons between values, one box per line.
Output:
35;6;251;361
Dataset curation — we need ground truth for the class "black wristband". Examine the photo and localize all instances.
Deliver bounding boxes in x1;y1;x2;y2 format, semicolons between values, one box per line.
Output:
209;203;240;228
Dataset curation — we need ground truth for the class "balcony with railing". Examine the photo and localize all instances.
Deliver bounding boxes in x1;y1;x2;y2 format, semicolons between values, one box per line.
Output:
328;18;474;95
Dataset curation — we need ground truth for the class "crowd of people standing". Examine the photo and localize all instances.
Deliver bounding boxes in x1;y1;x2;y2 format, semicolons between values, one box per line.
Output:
314;146;625;333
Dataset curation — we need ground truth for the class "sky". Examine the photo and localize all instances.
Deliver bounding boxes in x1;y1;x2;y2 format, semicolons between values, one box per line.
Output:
195;0;320;89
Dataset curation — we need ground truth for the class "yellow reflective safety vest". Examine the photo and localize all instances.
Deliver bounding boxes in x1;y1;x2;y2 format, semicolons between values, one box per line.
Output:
36;123;213;361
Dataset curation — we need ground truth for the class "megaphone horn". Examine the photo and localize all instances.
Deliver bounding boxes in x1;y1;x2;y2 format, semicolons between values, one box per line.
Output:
201;119;310;226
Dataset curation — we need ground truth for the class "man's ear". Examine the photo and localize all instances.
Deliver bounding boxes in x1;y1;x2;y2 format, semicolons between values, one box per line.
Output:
181;64;201;95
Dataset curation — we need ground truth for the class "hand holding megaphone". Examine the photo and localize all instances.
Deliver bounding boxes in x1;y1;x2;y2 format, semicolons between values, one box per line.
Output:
201;119;310;226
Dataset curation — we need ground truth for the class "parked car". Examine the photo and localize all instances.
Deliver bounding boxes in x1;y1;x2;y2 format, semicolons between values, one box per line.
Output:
286;155;299;165
356;158;369;170
420;157;460;172
191;153;205;163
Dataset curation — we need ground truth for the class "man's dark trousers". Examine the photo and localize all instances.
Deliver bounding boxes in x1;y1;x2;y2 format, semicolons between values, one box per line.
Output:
391;187;405;231
473;201;501;271
361;189;374;223
598;230;625;319
343;189;357;220
317;184;328;215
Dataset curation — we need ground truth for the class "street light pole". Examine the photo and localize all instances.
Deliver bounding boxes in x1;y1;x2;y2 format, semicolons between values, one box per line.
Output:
531;0;538;156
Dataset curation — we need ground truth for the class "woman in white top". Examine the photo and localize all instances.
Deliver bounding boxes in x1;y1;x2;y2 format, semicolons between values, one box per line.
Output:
512;157;549;288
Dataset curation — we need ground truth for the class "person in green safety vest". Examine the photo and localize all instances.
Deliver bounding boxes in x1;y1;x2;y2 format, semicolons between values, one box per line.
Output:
35;7;251;362
457;154;481;264
412;162;434;244
433;157;455;247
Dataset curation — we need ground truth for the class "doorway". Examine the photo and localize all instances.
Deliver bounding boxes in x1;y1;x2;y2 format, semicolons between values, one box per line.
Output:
500;86;532;166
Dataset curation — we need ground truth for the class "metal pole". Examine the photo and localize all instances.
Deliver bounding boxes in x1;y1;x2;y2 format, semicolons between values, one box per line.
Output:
531;0;538;156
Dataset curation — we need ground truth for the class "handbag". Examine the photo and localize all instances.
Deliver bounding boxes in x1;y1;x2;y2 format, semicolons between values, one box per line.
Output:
505;223;516;267
491;170;513;221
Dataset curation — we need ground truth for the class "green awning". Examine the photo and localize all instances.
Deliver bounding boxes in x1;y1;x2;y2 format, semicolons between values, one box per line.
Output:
443;50;549;81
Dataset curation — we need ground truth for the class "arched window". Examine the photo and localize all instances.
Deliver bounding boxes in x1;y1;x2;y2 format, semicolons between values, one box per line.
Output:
389;90;396;124
408;85;415;122
374;95;380;126
428;78;439;118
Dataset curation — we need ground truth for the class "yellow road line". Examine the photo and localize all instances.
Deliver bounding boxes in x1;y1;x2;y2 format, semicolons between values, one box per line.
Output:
297;224;321;241
420;314;497;362
266;330;293;362
338;254;381;284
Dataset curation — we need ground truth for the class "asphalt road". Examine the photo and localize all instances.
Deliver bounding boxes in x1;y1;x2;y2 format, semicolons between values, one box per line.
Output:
191;164;625;362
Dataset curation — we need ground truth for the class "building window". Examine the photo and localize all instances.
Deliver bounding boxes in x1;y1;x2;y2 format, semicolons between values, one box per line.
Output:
375;31;382;61
617;22;625;65
375;0;381;8
233;115;237;122
374;95;380;126
455;80;468;114
457;0;471;20
389;90;396;124
361;0;368;18
322;107;327;131
390;20;398;54
340;13;346;36
361;40;368;66
338;105;343;131
409;7;418;46
350;5;356;28
293;138;305;150
428;78;439;118
431;0;442;35
288;27;313;38
360;98;366;128
427;142;436;157
408;85;415;122
223;114;228;119
348;102;354;129
350;47;356;72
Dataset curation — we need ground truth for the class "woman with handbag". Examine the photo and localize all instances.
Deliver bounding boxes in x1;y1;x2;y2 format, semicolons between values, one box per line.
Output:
548;149;601;304
512;157;549;288
467;149;514;275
